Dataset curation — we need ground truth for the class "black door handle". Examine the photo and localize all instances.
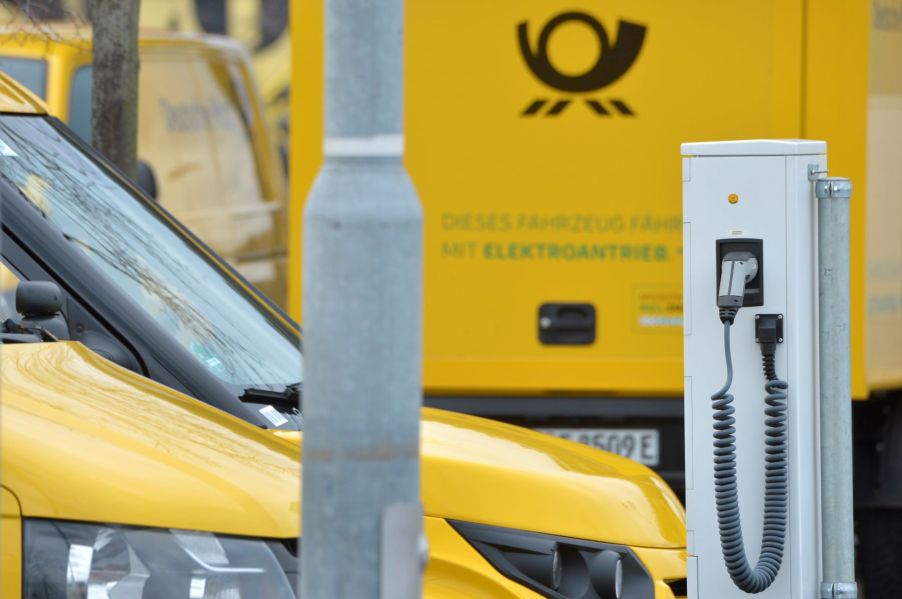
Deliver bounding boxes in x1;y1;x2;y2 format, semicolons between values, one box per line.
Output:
538;303;596;345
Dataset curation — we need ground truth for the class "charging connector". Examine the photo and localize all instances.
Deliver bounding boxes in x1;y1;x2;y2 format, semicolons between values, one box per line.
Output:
716;239;765;308
755;314;784;357
717;252;759;324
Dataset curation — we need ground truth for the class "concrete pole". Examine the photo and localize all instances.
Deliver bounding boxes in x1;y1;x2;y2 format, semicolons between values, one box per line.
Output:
301;0;423;597
816;177;857;599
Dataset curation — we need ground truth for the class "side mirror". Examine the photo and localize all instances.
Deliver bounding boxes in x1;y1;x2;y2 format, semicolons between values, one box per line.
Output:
16;281;62;317
137;159;159;200
15;281;69;340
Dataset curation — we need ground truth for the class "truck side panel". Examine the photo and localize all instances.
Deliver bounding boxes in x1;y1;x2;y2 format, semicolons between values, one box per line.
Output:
865;3;902;390
291;0;806;396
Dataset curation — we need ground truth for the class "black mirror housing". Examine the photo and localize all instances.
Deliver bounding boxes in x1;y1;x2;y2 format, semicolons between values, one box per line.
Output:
16;281;63;317
13;281;69;341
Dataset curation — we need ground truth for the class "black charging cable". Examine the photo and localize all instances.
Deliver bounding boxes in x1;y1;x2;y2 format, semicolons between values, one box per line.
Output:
711;309;788;593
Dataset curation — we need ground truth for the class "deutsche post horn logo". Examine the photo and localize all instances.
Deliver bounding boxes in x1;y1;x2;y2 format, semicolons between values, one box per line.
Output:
518;12;646;117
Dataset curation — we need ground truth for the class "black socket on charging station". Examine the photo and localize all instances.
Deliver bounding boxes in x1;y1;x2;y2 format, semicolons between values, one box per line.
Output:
715;238;764;307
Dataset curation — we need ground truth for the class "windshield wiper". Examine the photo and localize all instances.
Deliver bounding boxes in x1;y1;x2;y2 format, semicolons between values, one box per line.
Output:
3;318;59;342
239;382;302;408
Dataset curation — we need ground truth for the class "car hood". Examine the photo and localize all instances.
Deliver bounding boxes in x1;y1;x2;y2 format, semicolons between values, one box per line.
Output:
1;342;299;538
4;342;683;549
279;410;685;549
422;409;684;548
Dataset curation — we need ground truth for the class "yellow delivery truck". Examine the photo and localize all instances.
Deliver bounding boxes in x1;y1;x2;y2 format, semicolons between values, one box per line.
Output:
291;0;900;593
0;27;289;306
0;0;293;158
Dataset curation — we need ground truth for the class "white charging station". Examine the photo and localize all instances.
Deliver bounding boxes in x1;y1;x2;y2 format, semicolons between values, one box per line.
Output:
683;140;826;598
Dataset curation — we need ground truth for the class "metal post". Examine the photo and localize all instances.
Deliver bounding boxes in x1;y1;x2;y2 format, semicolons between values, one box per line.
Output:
816;177;857;599
301;0;423;597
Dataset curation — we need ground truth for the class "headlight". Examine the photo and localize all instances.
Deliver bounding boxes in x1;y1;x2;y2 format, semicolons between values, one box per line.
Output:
451;520;654;599
23;519;297;598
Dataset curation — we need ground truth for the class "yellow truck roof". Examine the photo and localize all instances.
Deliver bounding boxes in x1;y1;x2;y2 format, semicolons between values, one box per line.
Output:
0;71;46;114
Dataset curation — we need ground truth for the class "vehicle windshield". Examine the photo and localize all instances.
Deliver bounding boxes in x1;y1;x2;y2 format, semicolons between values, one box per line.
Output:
0;57;47;98
0;115;301;388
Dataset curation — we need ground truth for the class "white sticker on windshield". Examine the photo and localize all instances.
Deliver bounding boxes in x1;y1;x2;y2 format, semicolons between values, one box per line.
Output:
259;404;289;427
0;138;17;156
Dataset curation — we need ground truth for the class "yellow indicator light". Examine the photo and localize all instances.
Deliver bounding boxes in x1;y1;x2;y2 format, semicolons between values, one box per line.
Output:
728;193;739;204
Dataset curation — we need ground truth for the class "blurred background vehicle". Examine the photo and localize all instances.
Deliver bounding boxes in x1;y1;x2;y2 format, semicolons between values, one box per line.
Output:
0;0;291;156
138;0;290;156
0;25;289;306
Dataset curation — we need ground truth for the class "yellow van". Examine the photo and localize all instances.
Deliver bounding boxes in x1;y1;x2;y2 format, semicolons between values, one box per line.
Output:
0;74;686;597
0;27;288;306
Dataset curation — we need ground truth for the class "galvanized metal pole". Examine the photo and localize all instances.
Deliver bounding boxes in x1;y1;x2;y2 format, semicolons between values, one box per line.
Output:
301;0;423;597
816;177;858;599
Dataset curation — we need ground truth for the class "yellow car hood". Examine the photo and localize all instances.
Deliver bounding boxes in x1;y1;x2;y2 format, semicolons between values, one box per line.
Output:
419;409;685;549
3;342;684;550
1;342;299;538
281;412;686;549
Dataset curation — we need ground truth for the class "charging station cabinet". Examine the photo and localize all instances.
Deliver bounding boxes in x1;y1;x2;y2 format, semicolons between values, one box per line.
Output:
683;140;825;597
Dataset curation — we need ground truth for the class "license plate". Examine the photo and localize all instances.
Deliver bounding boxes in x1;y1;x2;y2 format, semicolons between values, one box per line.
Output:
536;428;660;466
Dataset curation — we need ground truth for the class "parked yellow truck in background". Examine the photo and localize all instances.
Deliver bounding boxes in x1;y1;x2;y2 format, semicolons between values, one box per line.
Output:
136;0;291;152
0;27;289;305
0;1;291;148
292;0;901;593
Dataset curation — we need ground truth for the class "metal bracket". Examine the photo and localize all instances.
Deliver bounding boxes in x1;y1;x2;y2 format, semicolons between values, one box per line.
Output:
808;163;829;181
815;177;853;200
820;582;859;599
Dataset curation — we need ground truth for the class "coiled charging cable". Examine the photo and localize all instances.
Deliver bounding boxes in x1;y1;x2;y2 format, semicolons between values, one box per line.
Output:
711;309;788;594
